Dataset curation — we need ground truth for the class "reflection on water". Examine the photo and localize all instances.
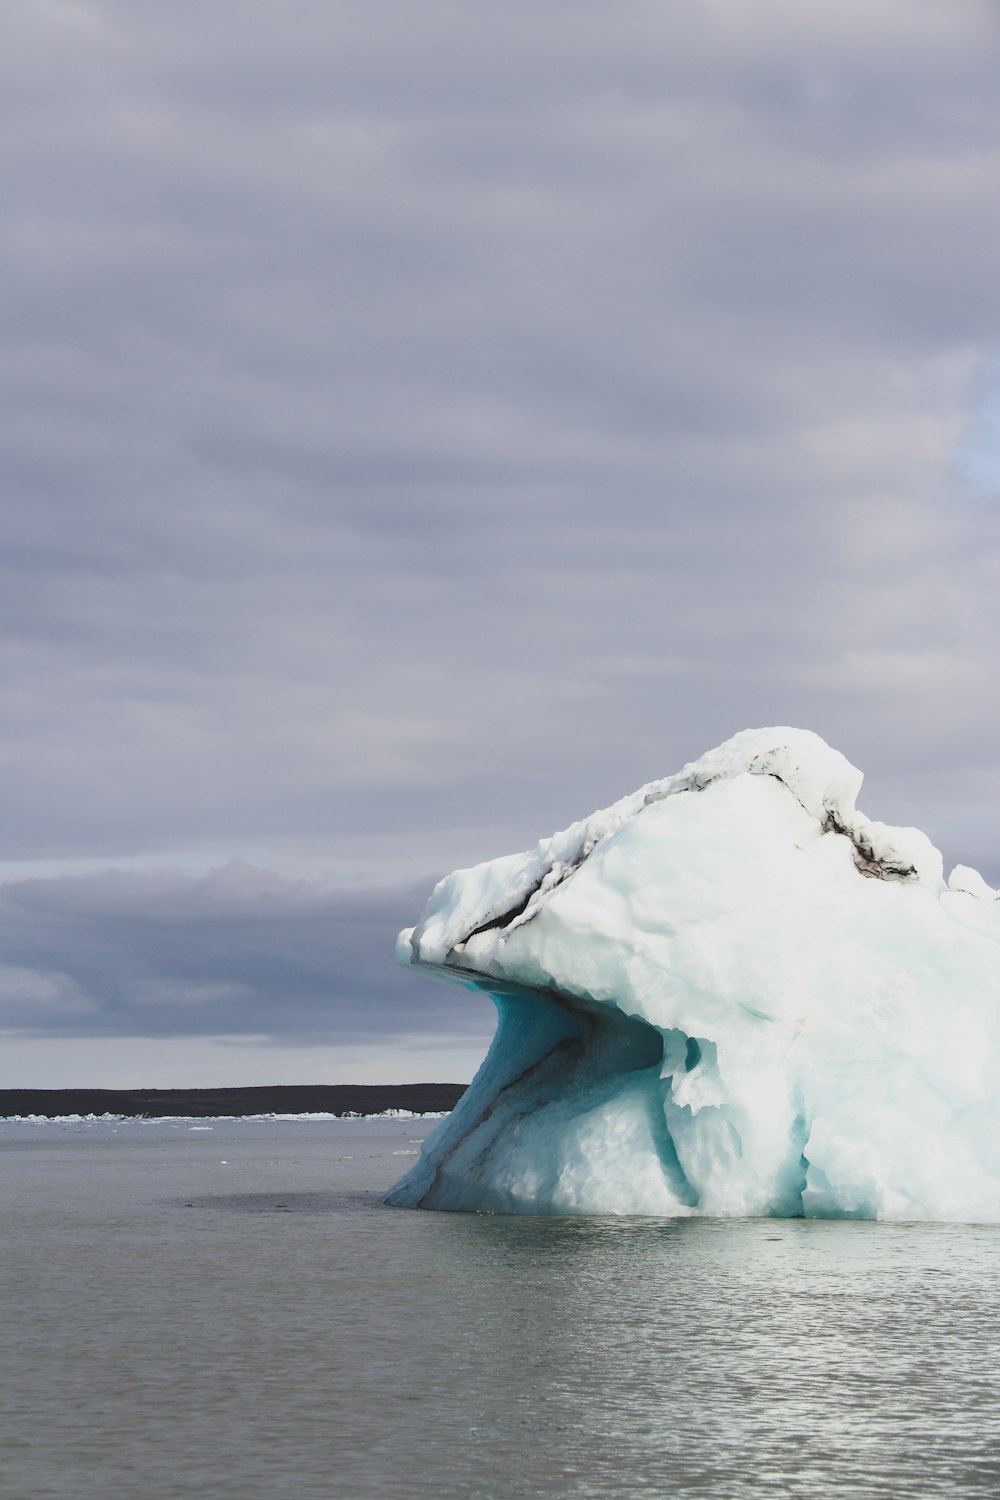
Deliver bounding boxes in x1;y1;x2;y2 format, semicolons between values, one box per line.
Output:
180;1190;383;1214
3;1117;1000;1499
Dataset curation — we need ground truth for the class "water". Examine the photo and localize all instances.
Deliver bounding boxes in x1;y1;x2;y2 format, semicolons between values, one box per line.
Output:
3;1116;1000;1499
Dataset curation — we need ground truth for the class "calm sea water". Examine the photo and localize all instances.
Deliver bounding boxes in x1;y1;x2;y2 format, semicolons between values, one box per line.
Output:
3;1115;1000;1499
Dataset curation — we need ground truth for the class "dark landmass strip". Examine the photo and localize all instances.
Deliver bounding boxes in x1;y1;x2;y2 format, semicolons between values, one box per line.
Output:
0;1083;467;1119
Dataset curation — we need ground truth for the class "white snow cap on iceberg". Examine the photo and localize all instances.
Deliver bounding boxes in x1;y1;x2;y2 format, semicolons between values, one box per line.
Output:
389;728;1000;1223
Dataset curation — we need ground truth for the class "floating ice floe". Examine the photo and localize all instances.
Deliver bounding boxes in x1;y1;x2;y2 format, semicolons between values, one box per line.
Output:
387;728;1000;1221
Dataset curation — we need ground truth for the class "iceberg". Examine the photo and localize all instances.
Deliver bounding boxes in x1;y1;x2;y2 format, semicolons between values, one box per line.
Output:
386;729;1000;1222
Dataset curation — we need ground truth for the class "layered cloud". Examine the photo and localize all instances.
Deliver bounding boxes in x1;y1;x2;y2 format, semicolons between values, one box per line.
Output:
3;3;1000;1070
0;862;493;1048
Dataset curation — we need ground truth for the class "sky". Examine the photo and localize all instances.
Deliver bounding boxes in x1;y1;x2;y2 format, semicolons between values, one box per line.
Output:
4;0;1000;1088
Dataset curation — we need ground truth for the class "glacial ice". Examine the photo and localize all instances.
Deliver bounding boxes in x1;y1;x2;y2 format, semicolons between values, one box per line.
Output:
386;729;1000;1222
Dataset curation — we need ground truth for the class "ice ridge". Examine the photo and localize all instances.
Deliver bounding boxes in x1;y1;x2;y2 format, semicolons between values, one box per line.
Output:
387;728;1000;1222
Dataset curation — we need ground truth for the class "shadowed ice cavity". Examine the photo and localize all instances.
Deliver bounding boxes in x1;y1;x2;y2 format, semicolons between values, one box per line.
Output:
385;971;806;1217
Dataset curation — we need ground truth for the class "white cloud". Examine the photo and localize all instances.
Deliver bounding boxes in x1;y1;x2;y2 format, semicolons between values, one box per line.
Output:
3;1;1000;1076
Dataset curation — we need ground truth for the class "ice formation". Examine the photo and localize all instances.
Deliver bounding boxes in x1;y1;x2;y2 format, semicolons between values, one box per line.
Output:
386;729;1000;1222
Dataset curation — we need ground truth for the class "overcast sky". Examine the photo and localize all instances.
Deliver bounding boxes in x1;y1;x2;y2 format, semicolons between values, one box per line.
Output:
4;0;1000;1088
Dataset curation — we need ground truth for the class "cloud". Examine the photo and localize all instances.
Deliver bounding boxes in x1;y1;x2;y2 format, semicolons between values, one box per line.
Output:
2;2;1000;1080
0;862;494;1047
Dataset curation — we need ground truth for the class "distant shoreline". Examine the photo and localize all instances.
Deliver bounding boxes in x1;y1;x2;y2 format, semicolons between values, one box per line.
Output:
0;1083;467;1119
